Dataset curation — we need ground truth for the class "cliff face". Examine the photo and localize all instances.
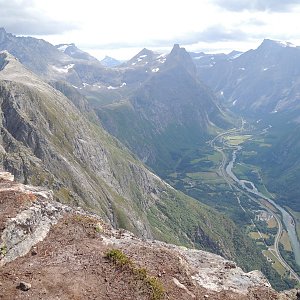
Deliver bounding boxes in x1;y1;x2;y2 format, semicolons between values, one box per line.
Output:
97;45;231;175
0;51;254;261
0;174;296;300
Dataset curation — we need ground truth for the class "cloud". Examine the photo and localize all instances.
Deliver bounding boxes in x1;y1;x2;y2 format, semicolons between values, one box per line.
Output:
211;0;300;12
183;26;248;43
82;26;248;51
0;0;77;35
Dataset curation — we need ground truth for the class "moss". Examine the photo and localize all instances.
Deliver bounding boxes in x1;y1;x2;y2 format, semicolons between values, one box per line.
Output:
145;276;165;300
105;249;132;267
105;249;165;300
55;187;74;204
0;244;7;256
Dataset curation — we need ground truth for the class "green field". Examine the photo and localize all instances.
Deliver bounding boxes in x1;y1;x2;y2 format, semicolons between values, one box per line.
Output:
225;134;252;145
263;250;287;276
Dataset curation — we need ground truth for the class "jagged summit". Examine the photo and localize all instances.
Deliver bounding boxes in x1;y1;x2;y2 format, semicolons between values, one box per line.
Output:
0;50;51;89
55;43;99;62
56;43;75;52
126;47;156;66
259;38;297;50
166;44;196;75
100;55;122;67
0;28;7;43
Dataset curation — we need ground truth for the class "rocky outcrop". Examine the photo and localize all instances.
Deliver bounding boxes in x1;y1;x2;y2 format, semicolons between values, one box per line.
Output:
0;176;296;299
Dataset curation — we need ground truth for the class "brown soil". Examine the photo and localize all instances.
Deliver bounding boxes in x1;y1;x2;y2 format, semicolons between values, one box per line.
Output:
0;180;292;300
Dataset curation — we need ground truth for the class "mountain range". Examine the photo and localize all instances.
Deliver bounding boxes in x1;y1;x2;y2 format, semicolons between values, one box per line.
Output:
1;27;300;293
0;30;266;274
192;38;300;212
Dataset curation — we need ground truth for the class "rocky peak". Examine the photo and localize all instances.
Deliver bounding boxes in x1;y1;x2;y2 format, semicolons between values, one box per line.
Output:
100;55;122;67
258;39;298;54
0;28;7;44
166;44;196;76
126;47;155;66
0;50;16;71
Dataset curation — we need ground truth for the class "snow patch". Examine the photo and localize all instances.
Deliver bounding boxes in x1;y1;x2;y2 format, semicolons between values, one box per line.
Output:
157;53;167;63
120;82;127;87
276;41;297;48
263;67;269;71
57;44;69;52
72;85;78;89
152;68;159;73
232;99;238;106
231;53;243;59
239;67;245;71
107;85;119;90
52;64;74;74
139;54;147;58
92;84;102;89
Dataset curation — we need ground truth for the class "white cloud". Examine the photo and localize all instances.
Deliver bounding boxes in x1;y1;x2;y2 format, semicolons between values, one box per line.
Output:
2;0;300;59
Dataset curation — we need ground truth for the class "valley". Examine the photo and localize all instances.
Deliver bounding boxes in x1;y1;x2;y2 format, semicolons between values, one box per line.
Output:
166;120;300;288
1;26;300;294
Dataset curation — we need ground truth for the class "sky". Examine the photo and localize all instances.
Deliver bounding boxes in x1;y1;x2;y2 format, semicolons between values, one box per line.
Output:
1;0;300;60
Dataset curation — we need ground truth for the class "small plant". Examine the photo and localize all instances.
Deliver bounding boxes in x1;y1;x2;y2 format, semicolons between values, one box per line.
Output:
105;249;131;267
134;267;147;280
146;276;165;300
94;223;103;233
105;249;165;300
0;244;7;256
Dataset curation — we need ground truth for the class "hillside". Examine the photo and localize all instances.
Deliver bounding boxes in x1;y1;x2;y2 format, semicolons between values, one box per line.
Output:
0;173;296;300
0;50;266;269
96;45;231;175
196;39;300;117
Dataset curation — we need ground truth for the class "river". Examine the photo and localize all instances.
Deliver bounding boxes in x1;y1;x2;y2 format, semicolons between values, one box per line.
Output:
226;147;300;266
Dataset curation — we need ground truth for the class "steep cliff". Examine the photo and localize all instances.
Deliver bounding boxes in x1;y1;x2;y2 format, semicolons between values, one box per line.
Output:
0;51;256;264
97;45;231;175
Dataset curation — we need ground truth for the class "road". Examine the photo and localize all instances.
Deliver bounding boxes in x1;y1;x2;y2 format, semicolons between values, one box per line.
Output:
210;127;300;283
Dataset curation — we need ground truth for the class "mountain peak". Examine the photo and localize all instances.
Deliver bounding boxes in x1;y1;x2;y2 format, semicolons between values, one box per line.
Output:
0;27;7;43
56;43;75;52
100;56;122;67
166;44;196;75
259;38;297;50
126;48;155;66
138;48;154;56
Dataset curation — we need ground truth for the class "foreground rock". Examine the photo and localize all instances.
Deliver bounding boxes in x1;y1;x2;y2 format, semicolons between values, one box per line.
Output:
0;175;296;299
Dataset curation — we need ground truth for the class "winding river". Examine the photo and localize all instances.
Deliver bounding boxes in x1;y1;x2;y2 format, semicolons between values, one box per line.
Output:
226;147;300;267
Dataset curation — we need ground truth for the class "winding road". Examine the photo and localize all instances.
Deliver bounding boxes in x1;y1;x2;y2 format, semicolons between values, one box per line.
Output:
210;126;300;283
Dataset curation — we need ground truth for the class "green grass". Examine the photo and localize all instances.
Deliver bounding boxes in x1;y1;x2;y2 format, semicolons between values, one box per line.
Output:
186;171;220;181
105;249;165;300
225;135;252;145
249;232;269;240
280;231;292;252
263;250;287;276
